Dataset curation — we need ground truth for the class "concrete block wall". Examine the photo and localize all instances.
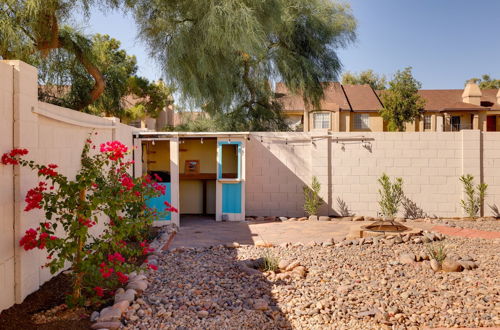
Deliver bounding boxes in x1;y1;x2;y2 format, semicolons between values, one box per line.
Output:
0;60;136;311
246;131;495;219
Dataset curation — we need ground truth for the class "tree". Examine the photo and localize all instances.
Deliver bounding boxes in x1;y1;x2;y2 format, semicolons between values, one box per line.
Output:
129;0;357;130
341;69;387;90
0;0;120;110
36;34;173;121
379;67;425;132
466;75;500;89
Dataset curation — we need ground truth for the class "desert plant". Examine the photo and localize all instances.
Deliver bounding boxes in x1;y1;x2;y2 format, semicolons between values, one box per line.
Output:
378;173;404;218
261;249;279;272
401;195;428;219
459;174;487;217
336;197;354;217
303;176;323;216
426;242;447;265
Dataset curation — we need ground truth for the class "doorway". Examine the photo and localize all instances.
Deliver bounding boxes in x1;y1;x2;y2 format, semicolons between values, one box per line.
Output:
451;116;461;131
487;116;497;131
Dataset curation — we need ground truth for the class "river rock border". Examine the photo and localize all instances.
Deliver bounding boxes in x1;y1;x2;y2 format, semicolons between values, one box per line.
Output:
90;224;177;330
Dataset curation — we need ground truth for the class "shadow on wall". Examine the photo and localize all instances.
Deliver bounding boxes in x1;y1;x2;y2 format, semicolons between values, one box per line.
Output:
246;134;313;217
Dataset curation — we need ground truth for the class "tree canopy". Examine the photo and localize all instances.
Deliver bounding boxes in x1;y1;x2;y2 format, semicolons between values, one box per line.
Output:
128;0;356;130
379;67;425;132
36;34;173;121
0;0;122;109
467;75;500;89
341;69;387;90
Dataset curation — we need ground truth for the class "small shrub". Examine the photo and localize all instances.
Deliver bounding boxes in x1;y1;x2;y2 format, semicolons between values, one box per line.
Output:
261;249;279;272
426;242;447;265
378;173;404;218
459;174;487;218
303;176;322;216
336;197;354;217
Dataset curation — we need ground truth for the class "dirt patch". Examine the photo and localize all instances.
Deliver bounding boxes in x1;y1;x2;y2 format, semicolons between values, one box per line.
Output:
0;273;92;330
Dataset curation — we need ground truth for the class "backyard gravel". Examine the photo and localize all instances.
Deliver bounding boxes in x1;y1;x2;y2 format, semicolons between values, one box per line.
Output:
123;234;499;329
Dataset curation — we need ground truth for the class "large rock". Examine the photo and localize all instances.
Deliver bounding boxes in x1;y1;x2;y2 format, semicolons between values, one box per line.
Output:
91;321;122;329
97;306;122;322
430;259;440;272
285;261;301;271
253;299;269;311
353;216;364;221
115;288;136;304
308;215;318;221
278;259;291;270
126;280;148;292
441;258;464;272
319;216;331;221
255;240;273;248
399;253;416;264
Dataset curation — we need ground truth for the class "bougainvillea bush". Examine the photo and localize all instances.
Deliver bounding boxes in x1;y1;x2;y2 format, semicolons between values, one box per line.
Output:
1;135;177;306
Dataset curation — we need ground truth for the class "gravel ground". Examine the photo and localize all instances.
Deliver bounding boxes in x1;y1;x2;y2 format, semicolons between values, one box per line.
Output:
124;235;499;329
430;218;499;232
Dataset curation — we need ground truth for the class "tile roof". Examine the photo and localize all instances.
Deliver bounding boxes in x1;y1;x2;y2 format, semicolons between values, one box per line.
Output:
275;82;349;111
342;84;383;111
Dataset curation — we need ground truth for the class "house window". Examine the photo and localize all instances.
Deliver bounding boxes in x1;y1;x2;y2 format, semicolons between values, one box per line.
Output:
218;142;241;180
354;114;370;130
424;115;431;130
313;112;330;129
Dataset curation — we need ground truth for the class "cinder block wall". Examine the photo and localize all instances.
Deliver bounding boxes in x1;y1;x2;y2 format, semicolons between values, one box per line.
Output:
246;130;498;219
0;61;136;311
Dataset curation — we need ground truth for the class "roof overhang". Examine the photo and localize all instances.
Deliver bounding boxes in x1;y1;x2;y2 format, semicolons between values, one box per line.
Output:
133;131;250;139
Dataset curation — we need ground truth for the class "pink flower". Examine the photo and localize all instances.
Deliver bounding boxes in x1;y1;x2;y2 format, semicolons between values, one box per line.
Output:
25;182;47;211
120;174;135;191
19;228;38;250
100;141;128;161
116;271;129;284
147;264;158;271
164;201;178;213
108;252;125;264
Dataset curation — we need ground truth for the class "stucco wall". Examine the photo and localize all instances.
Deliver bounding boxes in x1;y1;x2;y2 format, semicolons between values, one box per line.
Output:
246;130;494;219
0;60;136;311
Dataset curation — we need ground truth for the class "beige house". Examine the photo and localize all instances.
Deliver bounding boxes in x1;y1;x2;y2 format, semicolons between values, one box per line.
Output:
276;81;500;132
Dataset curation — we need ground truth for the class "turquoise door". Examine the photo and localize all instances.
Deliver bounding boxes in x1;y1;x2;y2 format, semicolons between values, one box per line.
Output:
222;182;242;213
146;182;171;221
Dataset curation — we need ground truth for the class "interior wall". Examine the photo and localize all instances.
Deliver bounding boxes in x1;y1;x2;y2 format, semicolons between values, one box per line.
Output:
179;139;217;174
145;141;170;172
180;180;203;214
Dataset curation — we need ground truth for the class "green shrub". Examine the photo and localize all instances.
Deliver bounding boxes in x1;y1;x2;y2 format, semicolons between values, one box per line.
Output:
426;242;447;265
303;176;322;216
378;173;404;218
460;174;487;218
261;249;279;272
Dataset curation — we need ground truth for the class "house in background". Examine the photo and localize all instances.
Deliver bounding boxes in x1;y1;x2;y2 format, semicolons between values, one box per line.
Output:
276;81;500;132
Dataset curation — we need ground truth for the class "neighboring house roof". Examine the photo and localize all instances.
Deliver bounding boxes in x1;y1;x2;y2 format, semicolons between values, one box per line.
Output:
342;84;383;112
275;82;350;112
416;89;497;112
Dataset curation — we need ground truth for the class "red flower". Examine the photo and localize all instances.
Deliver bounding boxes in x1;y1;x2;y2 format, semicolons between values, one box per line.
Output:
19;228;38;250
120;174;135;191
78;217;95;228
100;141;128;161
153;173;162;182
108;252;125;264
164;201;178;213
147;263;158;271
1;148;28;165
99;262;114;279
38;166;58;177
116;271;129;284
94;286;104;297
48;164;58;169
25;182;47;211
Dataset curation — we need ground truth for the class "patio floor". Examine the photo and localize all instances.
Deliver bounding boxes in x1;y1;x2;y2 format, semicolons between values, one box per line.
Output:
168;216;437;249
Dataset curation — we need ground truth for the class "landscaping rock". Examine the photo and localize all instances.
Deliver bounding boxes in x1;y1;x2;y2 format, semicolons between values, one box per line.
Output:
353;216;364;221
308;215;318;221
225;242;240;248
113;300;130;313
255;240;273;248
253;299;269;311
126;280;148;292
91;321;122;329
97;306;122;322
90;311;100;322
279;217;288;221
399;252;416;264
318;216;330;221
115;288;136;304
278;259;290;270
285;261;300;271
441;258;464;272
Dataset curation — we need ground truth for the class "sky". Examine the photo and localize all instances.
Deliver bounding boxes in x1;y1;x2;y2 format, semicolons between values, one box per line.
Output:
81;0;500;89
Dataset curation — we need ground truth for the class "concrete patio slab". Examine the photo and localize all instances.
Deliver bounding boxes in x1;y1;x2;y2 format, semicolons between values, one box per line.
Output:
169;216;437;249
